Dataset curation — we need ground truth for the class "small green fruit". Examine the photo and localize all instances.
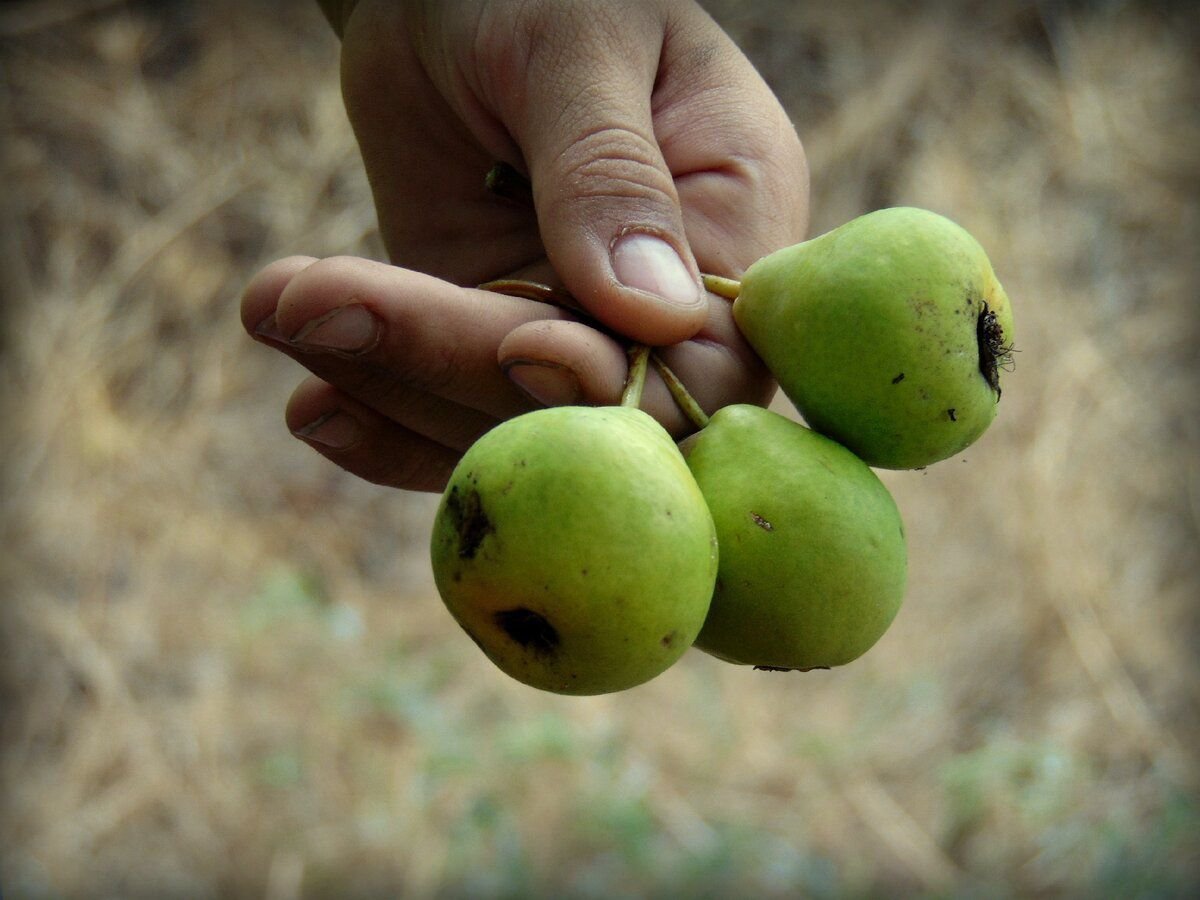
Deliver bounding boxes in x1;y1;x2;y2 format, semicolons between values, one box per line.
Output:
430;406;718;695
733;207;1015;469
681;404;907;670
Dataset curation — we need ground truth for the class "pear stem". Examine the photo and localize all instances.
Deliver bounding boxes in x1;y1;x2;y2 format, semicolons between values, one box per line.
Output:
651;355;710;429
701;273;742;301
620;344;651;409
476;278;586;314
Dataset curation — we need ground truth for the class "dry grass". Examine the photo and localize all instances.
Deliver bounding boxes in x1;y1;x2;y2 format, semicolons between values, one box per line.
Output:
2;0;1198;897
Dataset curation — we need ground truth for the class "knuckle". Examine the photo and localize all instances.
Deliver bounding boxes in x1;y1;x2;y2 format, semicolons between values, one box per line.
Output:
552;125;678;210
348;344;460;404
375;451;451;494
339;361;410;409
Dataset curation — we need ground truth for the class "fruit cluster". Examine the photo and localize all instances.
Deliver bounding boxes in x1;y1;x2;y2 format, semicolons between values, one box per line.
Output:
430;206;1015;695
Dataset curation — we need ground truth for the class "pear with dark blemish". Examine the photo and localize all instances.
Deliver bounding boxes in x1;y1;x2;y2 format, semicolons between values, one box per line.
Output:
729;207;1015;469
430;405;718;695
681;404;907;670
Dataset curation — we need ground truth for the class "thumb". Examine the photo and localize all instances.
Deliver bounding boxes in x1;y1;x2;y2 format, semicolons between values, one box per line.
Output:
496;6;707;346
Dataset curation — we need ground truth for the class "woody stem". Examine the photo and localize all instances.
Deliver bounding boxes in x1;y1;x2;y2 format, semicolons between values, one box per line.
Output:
620;345;651;409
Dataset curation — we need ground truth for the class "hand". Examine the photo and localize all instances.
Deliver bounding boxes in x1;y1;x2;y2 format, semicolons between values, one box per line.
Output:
242;0;808;492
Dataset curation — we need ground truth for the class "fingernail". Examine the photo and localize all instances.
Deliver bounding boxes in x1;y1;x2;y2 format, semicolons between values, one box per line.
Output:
290;305;380;355
253;313;287;342
503;361;581;407
293;411;362;450
611;233;702;310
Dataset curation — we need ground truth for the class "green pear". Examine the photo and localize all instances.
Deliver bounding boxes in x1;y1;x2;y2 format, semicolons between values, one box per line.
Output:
430;405;718;695
732;207;1015;469
681;404;907;670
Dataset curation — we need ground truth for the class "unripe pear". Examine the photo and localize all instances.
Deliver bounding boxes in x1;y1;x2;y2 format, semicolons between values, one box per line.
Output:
732;207;1014;469
681;404;907;670
430;406;718;695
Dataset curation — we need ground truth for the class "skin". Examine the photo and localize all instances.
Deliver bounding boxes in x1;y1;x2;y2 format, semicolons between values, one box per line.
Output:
430;406;718;695
242;0;808;492
733;207;1015;469
681;405;907;670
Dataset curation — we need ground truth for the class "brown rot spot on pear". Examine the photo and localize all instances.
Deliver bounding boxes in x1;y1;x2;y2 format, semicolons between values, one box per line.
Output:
661;631;677;648
445;485;493;560
892;372;905;384
750;512;774;532
977;301;1015;397
494;608;559;656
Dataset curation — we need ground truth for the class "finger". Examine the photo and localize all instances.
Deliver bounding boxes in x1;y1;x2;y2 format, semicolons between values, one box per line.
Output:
499;318;688;433
482;2;707;346
241;254;318;331
498;295;775;438
496;318;685;434
243;256;572;424
654;5;810;273
656;280;776;417
498;318;627;407
245;257;501;453
338;5;542;283
286;376;460;493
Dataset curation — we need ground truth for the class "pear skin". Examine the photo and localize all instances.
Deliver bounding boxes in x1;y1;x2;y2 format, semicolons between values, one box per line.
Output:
733;207;1015;469
430;406;718;695
682;405;907;670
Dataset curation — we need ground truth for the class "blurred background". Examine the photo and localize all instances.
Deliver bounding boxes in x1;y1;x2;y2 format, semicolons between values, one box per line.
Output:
1;0;1197;896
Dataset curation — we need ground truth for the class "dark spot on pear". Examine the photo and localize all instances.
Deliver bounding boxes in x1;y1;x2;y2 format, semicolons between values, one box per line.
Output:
495;608;559;655
446;485;493;559
661;631;677;648
977;301;1014;398
750;512;774;532
947;408;957;422
892;372;905;384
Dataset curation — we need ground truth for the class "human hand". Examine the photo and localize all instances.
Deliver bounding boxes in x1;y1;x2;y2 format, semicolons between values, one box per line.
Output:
243;0;808;492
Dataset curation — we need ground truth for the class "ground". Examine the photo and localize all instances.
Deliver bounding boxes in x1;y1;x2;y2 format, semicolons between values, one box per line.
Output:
1;0;1197;896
